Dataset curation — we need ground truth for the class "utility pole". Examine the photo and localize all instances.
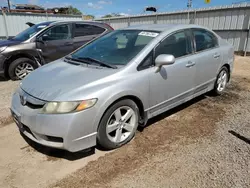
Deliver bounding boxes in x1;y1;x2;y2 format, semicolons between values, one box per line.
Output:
7;0;11;12
187;0;192;24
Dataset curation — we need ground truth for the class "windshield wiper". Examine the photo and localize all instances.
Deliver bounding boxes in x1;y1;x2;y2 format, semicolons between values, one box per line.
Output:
65;56;91;65
77;57;117;69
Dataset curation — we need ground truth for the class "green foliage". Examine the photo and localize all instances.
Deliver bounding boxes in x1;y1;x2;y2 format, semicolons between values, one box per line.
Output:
67;6;82;15
102;13;122;18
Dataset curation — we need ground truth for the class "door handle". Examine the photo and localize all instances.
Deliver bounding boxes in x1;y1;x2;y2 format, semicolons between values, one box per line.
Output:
214;53;220;58
186;61;196;67
64;42;73;46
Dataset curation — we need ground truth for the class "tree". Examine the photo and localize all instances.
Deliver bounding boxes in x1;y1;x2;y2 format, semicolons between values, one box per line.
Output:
67;6;82;15
102;14;113;18
83;15;95;20
102;13;122;18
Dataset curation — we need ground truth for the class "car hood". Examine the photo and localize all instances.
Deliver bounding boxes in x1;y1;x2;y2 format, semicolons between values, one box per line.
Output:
0;39;21;47
20;60;121;101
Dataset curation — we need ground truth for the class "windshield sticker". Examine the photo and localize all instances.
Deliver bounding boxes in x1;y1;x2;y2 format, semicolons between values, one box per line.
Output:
139;31;159;37
37;25;47;28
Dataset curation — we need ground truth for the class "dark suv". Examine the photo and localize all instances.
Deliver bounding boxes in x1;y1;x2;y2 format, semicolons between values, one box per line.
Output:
0;21;113;80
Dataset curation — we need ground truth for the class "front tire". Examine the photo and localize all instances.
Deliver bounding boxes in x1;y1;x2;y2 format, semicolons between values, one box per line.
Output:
212;66;229;95
8;58;37;80
97;99;139;150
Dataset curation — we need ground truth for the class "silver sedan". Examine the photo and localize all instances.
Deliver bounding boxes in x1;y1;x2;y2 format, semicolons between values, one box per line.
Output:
11;24;234;152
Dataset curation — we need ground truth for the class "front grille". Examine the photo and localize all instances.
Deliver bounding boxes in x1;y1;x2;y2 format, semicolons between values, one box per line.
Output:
19;89;46;109
22;124;63;143
26;101;44;109
46;136;63;143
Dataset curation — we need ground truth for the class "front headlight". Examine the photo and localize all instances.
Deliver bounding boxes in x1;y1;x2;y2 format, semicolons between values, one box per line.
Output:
42;99;97;114
0;46;7;53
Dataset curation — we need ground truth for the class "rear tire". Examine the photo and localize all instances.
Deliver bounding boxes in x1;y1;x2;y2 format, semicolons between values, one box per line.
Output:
97;99;139;150
8;57;37;80
211;66;229;95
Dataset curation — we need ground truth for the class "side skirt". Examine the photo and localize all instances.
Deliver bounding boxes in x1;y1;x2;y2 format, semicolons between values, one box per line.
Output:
145;81;214;121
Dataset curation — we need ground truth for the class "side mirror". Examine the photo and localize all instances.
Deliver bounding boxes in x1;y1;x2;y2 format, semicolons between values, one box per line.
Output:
155;54;175;73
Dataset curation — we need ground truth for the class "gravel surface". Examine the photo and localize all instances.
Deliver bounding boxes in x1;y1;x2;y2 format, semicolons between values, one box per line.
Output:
0;56;249;188
0;78;19;127
53;56;250;188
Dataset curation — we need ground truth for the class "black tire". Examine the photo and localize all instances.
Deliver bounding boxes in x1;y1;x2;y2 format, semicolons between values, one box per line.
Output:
97;99;139;150
211;66;229;95
8;57;37;80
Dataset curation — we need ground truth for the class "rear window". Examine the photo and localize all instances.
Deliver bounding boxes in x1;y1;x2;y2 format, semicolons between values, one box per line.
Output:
74;24;105;37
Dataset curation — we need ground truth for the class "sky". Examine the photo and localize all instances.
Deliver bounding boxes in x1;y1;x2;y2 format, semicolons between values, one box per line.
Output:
0;0;248;18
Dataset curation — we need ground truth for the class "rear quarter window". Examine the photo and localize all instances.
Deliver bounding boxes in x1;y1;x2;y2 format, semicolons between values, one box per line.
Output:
74;24;105;37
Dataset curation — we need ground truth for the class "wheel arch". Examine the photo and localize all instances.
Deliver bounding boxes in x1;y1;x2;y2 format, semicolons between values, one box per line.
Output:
96;94;147;131
3;52;39;78
221;63;231;82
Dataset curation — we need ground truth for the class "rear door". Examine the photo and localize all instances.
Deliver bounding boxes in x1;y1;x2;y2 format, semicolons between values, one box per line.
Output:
72;23;106;50
36;24;73;63
191;28;221;93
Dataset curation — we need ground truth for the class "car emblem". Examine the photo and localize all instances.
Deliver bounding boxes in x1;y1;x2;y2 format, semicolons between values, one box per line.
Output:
20;95;27;106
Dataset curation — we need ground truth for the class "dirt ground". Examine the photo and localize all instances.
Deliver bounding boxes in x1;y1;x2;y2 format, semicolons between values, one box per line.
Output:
0;56;250;188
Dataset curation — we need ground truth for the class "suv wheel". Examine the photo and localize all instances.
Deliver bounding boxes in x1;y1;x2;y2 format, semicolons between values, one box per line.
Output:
8;58;37;80
97;99;139;150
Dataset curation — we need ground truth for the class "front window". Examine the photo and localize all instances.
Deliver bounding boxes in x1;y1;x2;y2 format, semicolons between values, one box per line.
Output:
71;30;159;66
39;24;71;41
155;30;192;59
13;22;51;41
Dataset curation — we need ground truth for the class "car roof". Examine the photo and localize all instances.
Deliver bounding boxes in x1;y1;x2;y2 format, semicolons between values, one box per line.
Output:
35;20;106;26
35;20;112;29
36;21;55;25
124;24;207;32
50;20;106;26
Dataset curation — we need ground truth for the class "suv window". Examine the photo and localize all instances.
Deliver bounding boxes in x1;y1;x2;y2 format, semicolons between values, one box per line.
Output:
155;30;192;59
193;29;218;52
40;24;71;41
74;24;105;37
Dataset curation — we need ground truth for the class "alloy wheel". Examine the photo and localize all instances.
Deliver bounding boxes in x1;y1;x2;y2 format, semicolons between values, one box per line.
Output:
217;70;228;92
15;63;34;79
106;106;136;143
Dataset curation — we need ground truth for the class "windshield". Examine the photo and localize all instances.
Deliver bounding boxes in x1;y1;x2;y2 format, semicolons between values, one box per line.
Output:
13;22;51;41
71;30;159;66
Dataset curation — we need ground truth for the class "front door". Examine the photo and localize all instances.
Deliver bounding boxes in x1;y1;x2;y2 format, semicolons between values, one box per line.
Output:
36;24;73;63
148;30;196;117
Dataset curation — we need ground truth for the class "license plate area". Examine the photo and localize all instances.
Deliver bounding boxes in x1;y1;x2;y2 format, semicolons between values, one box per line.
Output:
11;110;24;131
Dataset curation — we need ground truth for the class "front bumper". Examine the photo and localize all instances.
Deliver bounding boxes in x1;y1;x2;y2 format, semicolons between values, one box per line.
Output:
0;54;6;77
11;91;98;152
